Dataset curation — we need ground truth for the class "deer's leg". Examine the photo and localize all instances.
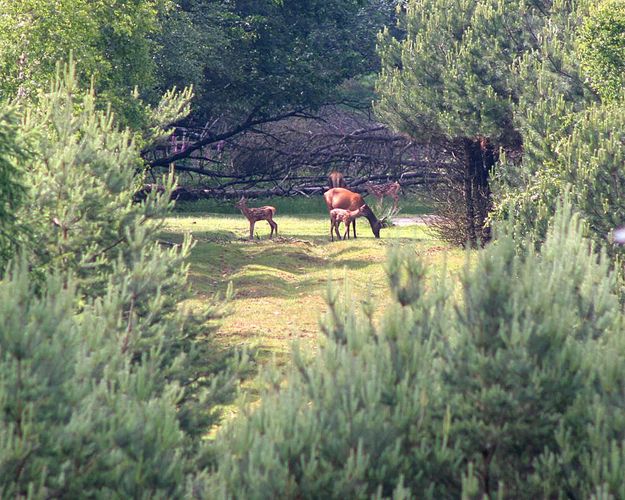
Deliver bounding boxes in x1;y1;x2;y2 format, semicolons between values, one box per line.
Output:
268;218;277;238
352;218;357;239
249;221;255;239
343;222;350;240
330;220;335;241
332;219;341;241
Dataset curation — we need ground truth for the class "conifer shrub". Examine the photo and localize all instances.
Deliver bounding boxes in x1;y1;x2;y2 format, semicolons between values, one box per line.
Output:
205;203;625;498
0;106;28;271
578;0;625;102
494;100;625;255
0;263;188;497
492;0;625;253
0;65;244;496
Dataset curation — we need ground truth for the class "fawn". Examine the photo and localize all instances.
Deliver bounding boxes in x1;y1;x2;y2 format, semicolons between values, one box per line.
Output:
329;205;366;241
365;181;401;210
235;196;278;239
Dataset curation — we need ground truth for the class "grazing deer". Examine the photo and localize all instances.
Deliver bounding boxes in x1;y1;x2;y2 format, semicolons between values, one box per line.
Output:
329;205;366;241
235;196;278;239
324;188;382;239
365;181;401;210
328;171;346;189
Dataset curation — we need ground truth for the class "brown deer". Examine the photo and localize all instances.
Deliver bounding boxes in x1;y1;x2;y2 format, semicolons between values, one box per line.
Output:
235;196;278;239
324;188;382;239
365;181;401;210
328;171;346;189
329;205;366;241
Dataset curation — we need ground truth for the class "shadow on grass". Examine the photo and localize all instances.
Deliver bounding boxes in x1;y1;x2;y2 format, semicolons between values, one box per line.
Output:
186;236;378;299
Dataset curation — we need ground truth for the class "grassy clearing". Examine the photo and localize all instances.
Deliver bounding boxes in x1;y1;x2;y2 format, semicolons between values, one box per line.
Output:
162;203;466;372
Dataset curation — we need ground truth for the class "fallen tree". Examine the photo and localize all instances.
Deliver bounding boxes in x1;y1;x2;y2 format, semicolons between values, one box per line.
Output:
137;170;443;202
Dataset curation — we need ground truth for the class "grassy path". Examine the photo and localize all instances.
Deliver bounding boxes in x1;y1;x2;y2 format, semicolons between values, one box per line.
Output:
162;212;465;365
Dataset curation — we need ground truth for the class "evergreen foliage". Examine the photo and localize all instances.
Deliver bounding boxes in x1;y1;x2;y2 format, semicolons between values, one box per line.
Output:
0;65;244;495
206;203;625;498
578;0;625;102
0;105;28;270
374;0;531;246
0;262;188;497
492;0;625;252
375;0;598;248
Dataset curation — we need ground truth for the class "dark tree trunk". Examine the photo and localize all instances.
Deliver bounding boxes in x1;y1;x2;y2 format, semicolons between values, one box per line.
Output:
463;139;478;247
463;137;497;247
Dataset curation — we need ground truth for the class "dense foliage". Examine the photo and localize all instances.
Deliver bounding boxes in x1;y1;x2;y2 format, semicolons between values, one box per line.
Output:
492;0;625;252
578;0;625;102
156;0;398;124
0;0;168;127
0;106;28;270
374;0;598;247
0;67;243;496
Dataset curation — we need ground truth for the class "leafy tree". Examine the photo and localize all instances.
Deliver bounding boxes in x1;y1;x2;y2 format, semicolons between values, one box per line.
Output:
0;0;168;127
148;0;400;169
159;0;391;120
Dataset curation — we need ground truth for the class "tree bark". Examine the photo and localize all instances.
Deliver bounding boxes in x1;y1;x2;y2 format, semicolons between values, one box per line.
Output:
463;137;497;247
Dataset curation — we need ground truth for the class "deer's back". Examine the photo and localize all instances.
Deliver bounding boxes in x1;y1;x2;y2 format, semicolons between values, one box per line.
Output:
324;188;364;212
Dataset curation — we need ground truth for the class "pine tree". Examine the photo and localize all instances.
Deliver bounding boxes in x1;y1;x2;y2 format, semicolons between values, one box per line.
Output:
0;64;244;496
375;0;589;247
578;0;625;102
0;105;28;271
492;0;625;254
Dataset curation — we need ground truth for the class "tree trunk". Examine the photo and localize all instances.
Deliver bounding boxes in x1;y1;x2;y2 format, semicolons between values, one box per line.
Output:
463;137;497;247
463;139;478;247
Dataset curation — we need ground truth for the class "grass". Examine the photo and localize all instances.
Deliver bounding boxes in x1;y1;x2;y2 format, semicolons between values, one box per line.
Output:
162;201;466;372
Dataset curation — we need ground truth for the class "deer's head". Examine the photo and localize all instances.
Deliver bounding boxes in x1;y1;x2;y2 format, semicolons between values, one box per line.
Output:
360;204;382;238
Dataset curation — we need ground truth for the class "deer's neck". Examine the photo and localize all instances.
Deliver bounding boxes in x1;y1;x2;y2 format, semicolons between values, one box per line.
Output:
364;210;379;227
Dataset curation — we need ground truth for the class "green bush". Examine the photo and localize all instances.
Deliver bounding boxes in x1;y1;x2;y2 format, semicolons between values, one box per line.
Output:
0;65;244;496
205;202;625;498
495;100;625;257
492;0;625;253
0;106;28;271
578;0;625;102
0;262;188;497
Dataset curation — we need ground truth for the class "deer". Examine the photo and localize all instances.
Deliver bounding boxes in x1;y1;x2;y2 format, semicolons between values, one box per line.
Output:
235;196;278;239
328;170;346;189
324;188;382;239
365;181;401;210
329;205;366;241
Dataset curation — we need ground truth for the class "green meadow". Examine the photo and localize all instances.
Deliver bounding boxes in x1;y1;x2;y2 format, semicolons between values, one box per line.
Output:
163;197;465;367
